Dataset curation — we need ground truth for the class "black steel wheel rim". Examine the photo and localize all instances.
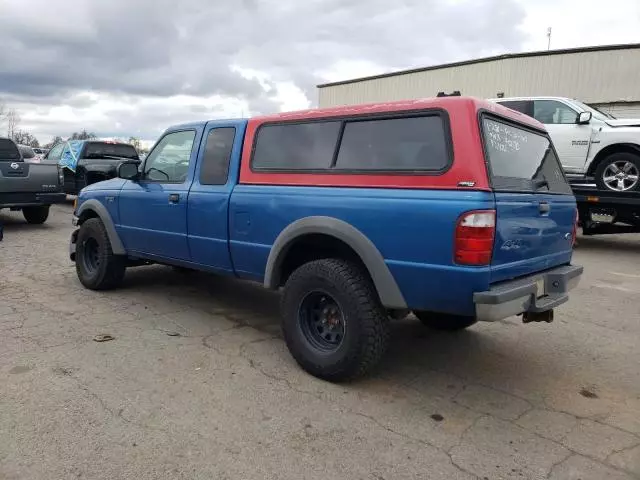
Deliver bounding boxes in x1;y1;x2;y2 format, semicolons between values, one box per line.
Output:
298;291;346;352
81;237;101;274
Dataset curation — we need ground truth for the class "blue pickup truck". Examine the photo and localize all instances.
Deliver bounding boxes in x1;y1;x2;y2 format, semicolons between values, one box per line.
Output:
70;97;583;381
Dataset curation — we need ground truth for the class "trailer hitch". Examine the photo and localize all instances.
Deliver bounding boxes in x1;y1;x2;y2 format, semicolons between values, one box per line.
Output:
522;310;554;324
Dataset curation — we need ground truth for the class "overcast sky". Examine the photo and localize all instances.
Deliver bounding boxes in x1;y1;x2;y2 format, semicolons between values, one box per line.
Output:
1;0;639;145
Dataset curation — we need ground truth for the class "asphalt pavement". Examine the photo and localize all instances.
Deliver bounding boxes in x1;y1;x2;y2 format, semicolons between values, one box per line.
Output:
1;203;639;479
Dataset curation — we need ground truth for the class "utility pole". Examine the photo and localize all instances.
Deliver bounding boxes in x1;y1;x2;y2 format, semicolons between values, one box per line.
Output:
547;27;552;51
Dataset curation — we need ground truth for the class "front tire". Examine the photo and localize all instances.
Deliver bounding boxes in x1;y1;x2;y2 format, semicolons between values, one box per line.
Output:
594;153;640;192
281;259;389;382
22;206;50;224
414;311;477;331
75;218;126;290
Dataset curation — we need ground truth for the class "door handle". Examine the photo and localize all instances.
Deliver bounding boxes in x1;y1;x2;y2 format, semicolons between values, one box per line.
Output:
539;201;550;214
168;193;180;204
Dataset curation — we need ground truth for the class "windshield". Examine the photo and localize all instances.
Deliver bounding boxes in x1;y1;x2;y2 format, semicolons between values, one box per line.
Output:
84;142;139;160
481;116;573;195
567;99;616;120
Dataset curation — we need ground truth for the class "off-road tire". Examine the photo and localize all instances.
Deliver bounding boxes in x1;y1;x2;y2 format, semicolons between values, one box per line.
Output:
75;218;126;290
594;152;640;192
281;259;390;382
414;311;477;331
22;206;50;224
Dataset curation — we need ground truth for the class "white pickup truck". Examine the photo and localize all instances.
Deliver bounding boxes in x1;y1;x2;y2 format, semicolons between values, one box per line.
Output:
490;96;640;193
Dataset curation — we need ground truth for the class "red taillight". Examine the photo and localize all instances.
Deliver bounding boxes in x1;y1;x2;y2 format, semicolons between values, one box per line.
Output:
455;210;496;266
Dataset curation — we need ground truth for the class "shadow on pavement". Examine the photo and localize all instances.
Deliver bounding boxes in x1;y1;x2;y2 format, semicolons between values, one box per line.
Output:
120;265;539;393
575;233;640;254
124;265;281;320
0;212;57;232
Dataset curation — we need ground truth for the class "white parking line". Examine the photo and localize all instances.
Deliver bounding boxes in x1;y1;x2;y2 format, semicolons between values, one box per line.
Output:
593;282;637;293
609;272;640;279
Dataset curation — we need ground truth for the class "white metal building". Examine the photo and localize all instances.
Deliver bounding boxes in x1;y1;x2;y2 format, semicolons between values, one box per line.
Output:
317;43;640;118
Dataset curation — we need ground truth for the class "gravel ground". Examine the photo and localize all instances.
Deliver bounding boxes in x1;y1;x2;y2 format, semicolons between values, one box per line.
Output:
1;202;639;480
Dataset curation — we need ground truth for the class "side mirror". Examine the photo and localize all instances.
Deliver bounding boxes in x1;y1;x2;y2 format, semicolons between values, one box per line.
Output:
577;111;592;124
118;161;140;180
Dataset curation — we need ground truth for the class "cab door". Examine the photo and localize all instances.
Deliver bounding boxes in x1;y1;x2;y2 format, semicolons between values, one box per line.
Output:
187;121;246;273
118;128;202;261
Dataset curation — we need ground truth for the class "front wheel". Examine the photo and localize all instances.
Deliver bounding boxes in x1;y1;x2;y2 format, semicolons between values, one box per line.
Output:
414;311;477;331
75;218;126;290
22;206;50;224
281;259;389;382
594;153;640;192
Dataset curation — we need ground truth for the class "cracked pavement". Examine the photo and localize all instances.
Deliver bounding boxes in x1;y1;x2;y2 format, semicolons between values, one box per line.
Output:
1;203;639;479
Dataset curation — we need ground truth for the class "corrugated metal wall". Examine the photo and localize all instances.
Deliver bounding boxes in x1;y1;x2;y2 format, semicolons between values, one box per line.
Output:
595;102;640;118
318;48;640;108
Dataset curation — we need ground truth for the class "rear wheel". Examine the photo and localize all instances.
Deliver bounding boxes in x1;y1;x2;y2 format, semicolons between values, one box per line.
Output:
22;206;50;224
414;311;477;331
75;218;126;290
281;259;389;381
594;153;640;192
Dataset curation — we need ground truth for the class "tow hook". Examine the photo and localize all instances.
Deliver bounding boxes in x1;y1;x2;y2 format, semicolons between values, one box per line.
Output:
522;310;554;324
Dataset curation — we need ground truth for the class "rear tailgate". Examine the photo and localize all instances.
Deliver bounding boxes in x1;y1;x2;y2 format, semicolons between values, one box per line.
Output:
480;115;576;283
0;161;62;193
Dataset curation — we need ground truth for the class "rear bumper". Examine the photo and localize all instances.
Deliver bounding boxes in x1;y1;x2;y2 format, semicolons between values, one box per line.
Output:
473;265;583;322
0;192;67;208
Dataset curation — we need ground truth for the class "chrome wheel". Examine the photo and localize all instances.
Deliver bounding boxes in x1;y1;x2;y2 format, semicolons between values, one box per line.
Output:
602;161;639;192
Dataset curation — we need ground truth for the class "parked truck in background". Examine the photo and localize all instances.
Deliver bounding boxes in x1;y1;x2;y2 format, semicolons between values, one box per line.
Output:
43;140;140;195
0;137;66;224
490;96;640;193
491;96;640;235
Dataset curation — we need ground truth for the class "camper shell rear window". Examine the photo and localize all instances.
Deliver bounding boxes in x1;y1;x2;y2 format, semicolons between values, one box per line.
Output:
480;115;573;195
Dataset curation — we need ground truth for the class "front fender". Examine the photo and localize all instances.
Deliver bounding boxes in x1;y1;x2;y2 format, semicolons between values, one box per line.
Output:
76;198;126;255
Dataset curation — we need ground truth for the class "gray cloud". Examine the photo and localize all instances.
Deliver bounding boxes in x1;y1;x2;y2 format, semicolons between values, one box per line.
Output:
0;0;527;141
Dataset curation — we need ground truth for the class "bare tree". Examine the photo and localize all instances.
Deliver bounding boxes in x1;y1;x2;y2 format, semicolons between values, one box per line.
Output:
70;129;96;140
45;136;64;149
6;108;20;139
13;131;40;148
0;100;6;133
128;136;141;151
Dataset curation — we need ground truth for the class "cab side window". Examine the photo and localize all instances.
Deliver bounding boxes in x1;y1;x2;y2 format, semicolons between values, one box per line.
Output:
143;130;196;183
498;100;534;117
199;128;236;185
533;100;578;125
